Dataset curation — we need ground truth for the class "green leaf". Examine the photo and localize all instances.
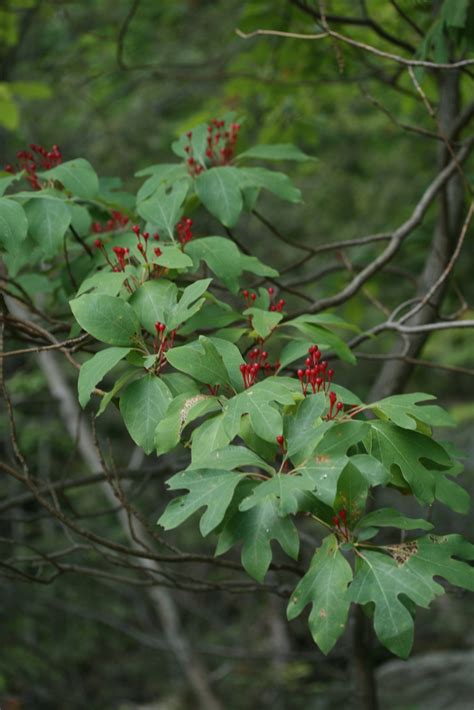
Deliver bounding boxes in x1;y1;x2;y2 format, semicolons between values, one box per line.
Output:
349;453;390;487
287;535;352;654
10;80;52;100
120;374;172;454
70;204;92;236
96;369;137;417
137;180;189;239
441;0;469;28
299;456;349;507
368;421;452;504
42;159;99;200
356;509;433;532
161;372;201;397
435;472;470;514
315;420;369;456
239;472;316;516
130;279;178;334
349;548;436;658
245;307;282;339
168;278;212;330
0;172;23;197
191;414;232;463
166;335;230;387
180;302;241;334
366;393;455;430
207;337;245;392
188;445;274;475
135;162;187;179
158;468;246;536
278;339;331;371
294;313;360;332
155;393;219;455
186;237;278;293
239;253;278;278
285;393;327;457
78;346;131;408
136;164;188;201
25;197;71;258
0;83;19;130
154;244;193;269
185;236;243;291
222;377;299;442
237;143;315;162
334;462;370;524
239;414;277;463
70;294;141;346
283;319;356;364
216;492;299;582
349;535;474;658
77;271;129;297
296;421;369;505
0;197;27;252
172;121;209;164
195;166;243;227
330;384;364;406
238;167;302;203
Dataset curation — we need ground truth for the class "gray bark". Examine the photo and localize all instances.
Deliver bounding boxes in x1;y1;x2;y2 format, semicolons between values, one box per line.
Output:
369;69;466;401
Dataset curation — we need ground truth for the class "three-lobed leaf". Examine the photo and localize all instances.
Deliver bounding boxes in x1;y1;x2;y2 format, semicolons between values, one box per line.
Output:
287;535;352;654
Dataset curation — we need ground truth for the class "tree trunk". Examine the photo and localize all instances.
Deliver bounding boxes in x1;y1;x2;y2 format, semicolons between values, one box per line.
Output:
369;69;465;402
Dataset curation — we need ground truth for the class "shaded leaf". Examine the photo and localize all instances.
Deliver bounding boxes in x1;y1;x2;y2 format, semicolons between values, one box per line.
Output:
158;468;246;536
120;374;172;454
78;346;131;408
287;535;352;654
70;294;141;346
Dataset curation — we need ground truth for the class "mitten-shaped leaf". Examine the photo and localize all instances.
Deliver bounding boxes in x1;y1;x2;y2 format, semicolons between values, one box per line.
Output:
287;535;352;654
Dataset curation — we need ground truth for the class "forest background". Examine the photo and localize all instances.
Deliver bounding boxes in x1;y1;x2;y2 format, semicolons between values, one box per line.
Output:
0;1;473;709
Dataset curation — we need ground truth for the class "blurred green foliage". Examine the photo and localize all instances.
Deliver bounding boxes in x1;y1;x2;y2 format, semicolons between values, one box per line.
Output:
1;1;473;708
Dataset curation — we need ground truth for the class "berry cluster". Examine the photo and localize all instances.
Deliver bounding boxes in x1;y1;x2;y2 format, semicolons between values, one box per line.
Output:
94;224;167;291
183;131;203;177
296;345;344;418
94;240;130;273
92;211;129;234
239;347;280;389
132;224;151;263
153;322;176;373
5;143;62;190
267;287;285;313
176;217;193;245
332;509;350;541
204;119;240;165
184;119;241;177
242;289;257;305
296;345;334;395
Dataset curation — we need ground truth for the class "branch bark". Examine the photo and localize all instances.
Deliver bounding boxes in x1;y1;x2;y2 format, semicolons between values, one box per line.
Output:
369;70;467;400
